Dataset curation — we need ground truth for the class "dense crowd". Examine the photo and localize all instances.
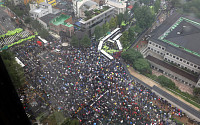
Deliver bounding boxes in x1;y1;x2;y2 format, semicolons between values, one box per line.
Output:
9;37;194;125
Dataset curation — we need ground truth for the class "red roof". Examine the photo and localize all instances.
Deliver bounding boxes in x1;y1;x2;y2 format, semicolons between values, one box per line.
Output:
127;5;133;10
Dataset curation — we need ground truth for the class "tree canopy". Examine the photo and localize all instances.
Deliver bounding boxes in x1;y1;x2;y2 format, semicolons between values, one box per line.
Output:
81;35;91;47
157;75;176;89
121;48;143;64
133;58;152;75
94;26;103;40
71;35;79;47
0;50;25;89
135;6;155;29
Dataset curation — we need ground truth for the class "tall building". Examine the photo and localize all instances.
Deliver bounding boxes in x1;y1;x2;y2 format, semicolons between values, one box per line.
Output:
142;12;200;88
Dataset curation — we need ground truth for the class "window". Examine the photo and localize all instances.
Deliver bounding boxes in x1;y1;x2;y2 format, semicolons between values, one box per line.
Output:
166;53;169;55
149;41;151;44
173;56;175;58
161;53;163;55
183;60;186;63
190;64;193;66
170;54;172;56
148;47;150;49
156;45;158;47
198;67;200;69
187;62;189;64
180;59;182;61
194;65;197;68
159;46;161;48
176;57;179;60
162;48;164;50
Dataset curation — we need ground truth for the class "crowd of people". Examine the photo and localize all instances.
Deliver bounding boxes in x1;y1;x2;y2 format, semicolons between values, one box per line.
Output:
9;37;196;125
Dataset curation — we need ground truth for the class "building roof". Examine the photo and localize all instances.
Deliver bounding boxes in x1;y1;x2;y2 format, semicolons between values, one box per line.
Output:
149;12;200;66
84;0;97;7
40;2;51;6
146;55;198;83
50;14;73;27
39;13;60;25
107;0;126;8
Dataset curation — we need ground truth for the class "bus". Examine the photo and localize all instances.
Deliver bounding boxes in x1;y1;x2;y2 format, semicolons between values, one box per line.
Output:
15;57;25;67
116;40;122;50
100;49;113;60
113;33;122;41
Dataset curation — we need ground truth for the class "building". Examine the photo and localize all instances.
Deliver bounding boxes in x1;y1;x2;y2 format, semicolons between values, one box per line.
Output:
38;13;60;29
142;12;200;88
79;6;114;35
106;0;126;15
29;2;60;20
34;0;57;6
79;1;98;18
72;0;105;17
49;14;74;37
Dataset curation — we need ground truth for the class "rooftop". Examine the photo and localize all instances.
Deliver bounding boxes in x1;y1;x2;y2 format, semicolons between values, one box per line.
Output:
149;12;200;66
39;13;60;24
50;14;73;27
82;6;111;21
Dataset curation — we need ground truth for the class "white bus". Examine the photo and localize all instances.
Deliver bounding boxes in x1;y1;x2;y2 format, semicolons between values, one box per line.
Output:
113;33;122;41
38;36;48;44
100;49;113;60
116;40;123;50
15;57;25;67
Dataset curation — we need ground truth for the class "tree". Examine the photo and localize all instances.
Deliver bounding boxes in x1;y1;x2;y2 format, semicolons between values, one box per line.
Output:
133;58;152;75
0;51;25;89
123;10;129;23
102;23;109;35
84;10;90;17
171;0;181;8
120;31;129;49
154;0;161;13
132;25;143;34
157;75;176;89
109;17;117;30
128;26;135;42
135;6;155;29
117;13;123;26
94;26;103;40
121;48;143;64
193;88;200;97
81;35;91;47
131;2;139;13
38;29;49;40
71;35;79;47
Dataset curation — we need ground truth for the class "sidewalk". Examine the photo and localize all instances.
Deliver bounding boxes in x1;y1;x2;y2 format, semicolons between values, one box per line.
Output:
128;67;200;111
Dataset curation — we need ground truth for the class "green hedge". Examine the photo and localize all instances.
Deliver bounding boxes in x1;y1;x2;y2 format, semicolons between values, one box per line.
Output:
0;28;23;38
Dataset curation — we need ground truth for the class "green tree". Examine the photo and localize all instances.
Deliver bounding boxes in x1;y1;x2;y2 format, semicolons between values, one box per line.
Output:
133;58;152;75
193;88;200;97
71;35;79;47
81;35;91;47
157;75;176;89
131;2;139;13
94;26;103;40
121;48;143;64
154;0;161;13
0;51;25;89
120;31;129;49
38;29;49;39
135;6;155;29
109;17;117;29
171;0;181;8
84;10;90;17
123;10;129;23
139;0;150;5
128;26;135;42
102;23;109;35
132;24;143;34
117;13;123;26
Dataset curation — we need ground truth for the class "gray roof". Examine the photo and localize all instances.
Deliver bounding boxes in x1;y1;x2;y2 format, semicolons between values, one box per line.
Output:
39;13;60;25
84;1;97;7
149;12;200;66
40;2;51;6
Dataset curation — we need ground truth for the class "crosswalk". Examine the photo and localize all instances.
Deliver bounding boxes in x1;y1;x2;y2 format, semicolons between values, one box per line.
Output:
0;30;30;47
